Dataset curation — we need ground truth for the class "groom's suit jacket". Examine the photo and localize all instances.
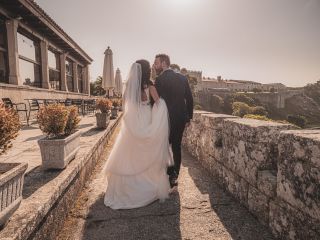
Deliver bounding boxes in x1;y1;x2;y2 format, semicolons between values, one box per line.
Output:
155;69;194;128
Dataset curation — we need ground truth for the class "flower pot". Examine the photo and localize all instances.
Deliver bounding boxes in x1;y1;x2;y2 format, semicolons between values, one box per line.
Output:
111;108;118;119
38;130;81;170
95;112;110;129
0;162;28;227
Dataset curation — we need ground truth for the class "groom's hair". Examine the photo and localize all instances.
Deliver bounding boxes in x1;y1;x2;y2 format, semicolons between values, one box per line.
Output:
156;54;170;67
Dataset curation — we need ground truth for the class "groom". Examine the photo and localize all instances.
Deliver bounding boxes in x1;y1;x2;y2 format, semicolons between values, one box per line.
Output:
153;54;194;188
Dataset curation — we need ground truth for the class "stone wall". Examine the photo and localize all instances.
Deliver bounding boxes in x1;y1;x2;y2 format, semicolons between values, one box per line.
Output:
183;111;320;239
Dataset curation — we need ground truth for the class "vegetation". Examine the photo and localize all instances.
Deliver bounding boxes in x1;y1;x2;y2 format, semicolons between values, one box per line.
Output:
170;64;181;72
112;98;122;108
252;88;262;93
64;107;81;136
232;102;251;117
287;115;307;128
243;114;271;121
0;103;20;155
186;75;198;96
194;104;202;110
304;80;320;106
250;106;268;116
90;76;106;96
96;98;113;113
37;104;80;139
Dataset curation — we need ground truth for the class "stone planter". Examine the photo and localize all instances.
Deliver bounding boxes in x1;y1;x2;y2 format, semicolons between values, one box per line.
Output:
0;162;28;227
38;130;81;170
95;112;110;129
111;108;118;119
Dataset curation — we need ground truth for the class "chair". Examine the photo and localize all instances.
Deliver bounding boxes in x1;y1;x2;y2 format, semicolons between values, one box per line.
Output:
44;99;56;106
71;99;84;115
84;99;96;115
27;99;40;124
1;98;29;125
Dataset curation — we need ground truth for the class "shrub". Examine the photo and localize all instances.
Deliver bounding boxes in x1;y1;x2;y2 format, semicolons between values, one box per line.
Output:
287;115;307;128
194;104;202;110
244;114;271;121
232;93;256;106
250;106;268;116
0;103;20;155
232;102;251;117
65;106;81;136
96;98;112;113
112;98;122;108
37;104;80;138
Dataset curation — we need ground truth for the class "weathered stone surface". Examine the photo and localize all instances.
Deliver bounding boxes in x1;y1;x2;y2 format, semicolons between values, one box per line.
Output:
222;118;295;185
222;166;249;206
257;170;277;199
277;130;320;220
269;199;320;240
248;186;269;226
183;111;238;163
0;115;122;240
38;130;81;170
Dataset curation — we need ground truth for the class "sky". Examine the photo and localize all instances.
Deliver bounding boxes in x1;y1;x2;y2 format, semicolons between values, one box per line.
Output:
36;0;320;87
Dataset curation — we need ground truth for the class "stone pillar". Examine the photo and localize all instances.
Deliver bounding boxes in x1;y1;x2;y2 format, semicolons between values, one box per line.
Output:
83;65;90;95
6;19;20;85
60;53;67;91
40;40;50;89
72;62;78;93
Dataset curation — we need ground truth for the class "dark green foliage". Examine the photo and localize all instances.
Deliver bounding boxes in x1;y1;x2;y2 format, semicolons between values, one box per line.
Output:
287;115;307;128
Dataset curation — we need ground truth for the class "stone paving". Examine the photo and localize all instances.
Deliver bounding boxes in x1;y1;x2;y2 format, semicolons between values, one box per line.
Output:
57;128;275;240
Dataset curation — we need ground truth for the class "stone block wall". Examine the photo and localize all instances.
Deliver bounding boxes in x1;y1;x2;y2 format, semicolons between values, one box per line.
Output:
183;111;320;239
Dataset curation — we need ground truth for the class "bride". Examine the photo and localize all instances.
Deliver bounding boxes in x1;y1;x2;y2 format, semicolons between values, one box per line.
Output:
103;59;173;210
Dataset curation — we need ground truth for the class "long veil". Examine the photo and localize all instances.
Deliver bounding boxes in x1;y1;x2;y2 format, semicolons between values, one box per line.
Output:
103;62;173;176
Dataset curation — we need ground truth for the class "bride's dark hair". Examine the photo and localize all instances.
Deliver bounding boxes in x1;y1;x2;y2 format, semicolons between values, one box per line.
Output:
136;59;152;90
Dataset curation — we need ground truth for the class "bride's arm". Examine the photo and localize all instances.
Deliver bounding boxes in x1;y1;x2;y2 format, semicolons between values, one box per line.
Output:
149;85;160;103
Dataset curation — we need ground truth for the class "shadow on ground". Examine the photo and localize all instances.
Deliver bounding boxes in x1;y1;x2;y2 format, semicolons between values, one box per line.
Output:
182;150;275;240
23;167;61;198
82;191;181;240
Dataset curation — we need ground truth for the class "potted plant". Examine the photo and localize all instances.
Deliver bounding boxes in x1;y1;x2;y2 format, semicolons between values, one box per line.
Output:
111;99;120;119
0;103;27;227
95;98;112;129
118;98;123;112
37;104;81;170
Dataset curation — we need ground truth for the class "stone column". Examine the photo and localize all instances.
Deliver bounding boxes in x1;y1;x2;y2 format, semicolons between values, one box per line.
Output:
6;19;20;85
60;53;67;91
72;62;78;93
40;40;50;89
83;65;90;95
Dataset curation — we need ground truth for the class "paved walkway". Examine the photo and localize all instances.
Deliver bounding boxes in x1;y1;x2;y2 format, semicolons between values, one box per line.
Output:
0;115;97;174
57;129;275;240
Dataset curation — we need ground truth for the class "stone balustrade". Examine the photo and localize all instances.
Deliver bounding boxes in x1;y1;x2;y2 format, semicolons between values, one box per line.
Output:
183;111;320;240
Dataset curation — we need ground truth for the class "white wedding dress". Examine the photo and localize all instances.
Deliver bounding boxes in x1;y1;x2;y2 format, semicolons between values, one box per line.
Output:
103;63;172;210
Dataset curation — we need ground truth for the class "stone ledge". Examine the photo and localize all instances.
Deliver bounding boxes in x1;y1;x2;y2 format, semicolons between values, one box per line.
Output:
0;116;122;240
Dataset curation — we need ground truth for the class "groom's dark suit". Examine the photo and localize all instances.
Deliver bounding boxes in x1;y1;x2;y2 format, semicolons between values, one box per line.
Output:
155;69;193;178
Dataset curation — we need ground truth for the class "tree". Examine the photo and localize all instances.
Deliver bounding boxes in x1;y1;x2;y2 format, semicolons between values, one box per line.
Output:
287;115;307;128
270;87;276;93
209;95;224;113
252;88;262;93
186;75;198;96
90;76;106;96
170;64;180;72
250;106;268;116
232;102;251;117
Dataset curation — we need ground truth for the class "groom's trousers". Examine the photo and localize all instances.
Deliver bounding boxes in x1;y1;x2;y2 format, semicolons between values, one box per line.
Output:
167;122;186;177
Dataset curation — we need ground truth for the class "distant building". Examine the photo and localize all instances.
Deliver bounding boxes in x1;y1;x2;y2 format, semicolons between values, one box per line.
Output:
198;75;287;93
0;0;92;103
